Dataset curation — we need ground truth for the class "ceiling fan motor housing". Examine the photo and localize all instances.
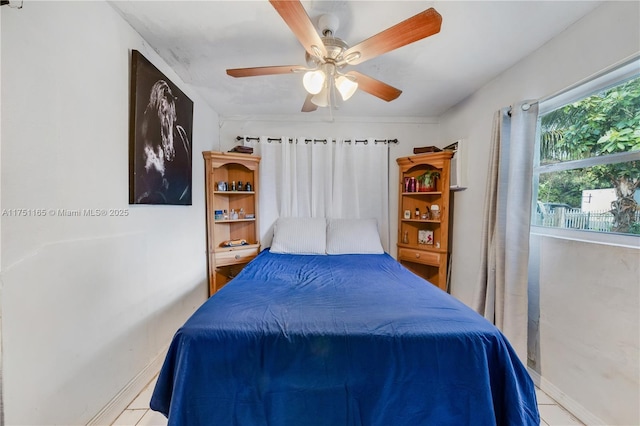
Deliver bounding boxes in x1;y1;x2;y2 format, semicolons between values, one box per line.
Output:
303;13;349;67
306;36;349;67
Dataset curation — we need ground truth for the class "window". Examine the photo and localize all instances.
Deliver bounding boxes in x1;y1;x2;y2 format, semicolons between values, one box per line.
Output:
532;58;640;239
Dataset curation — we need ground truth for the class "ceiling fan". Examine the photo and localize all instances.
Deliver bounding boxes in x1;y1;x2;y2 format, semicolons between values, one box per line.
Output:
226;0;442;112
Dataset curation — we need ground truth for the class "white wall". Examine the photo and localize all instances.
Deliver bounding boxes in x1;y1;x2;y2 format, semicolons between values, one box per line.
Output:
438;2;639;425
219;116;442;254
1;2;218;424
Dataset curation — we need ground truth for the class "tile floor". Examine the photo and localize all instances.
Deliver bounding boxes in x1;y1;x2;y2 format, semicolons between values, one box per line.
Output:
112;375;585;426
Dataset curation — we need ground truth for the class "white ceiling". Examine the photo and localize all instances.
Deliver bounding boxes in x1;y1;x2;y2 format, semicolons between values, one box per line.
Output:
109;0;603;119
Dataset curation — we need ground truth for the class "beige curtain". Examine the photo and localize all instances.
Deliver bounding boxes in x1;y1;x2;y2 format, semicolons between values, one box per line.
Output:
473;101;539;362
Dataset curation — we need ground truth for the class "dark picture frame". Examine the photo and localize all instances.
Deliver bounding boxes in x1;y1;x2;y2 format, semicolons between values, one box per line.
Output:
129;50;193;205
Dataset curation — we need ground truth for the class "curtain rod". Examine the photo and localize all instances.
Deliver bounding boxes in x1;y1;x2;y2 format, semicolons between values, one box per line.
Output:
236;136;399;145
506;100;539;116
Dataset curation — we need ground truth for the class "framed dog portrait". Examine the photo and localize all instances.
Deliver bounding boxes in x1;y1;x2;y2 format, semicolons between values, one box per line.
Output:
129;50;193;205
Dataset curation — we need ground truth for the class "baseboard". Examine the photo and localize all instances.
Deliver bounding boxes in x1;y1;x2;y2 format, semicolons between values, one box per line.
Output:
528;368;607;426
87;345;169;426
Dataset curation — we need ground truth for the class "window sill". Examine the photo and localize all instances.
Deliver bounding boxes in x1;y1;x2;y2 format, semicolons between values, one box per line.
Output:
530;225;640;249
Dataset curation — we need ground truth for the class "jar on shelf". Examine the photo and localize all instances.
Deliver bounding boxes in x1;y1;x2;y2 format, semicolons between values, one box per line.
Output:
431;204;441;220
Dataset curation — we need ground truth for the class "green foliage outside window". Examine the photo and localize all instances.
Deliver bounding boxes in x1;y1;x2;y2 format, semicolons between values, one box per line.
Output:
539;76;640;234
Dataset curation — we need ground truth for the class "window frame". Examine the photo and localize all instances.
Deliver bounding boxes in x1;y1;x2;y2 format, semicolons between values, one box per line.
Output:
531;56;640;246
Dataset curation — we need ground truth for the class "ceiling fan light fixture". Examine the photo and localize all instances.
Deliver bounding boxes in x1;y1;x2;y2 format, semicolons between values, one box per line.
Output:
303;69;326;95
336;75;358;101
310;85;329;107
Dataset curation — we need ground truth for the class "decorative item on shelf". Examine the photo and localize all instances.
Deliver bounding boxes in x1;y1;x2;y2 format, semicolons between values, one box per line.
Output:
415;207;420;218
228;145;254;154
404;177;411;193
410;176;417;192
402;231;409;244
418;229;434;245
417;170;440;192
231;181;236;191
223;209;229;220
431;204;440;220
220;239;249;247
413;146;442;154
237;181;244;191
238;208;245;219
214;210;223;220
245;213;255;219
245;182;252;191
404;210;411;219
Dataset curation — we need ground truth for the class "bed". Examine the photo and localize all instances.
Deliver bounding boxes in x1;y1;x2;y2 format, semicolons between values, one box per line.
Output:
151;218;539;425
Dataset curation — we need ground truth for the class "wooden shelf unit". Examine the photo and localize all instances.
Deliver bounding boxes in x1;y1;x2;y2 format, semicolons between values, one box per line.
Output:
396;151;453;291
203;151;261;296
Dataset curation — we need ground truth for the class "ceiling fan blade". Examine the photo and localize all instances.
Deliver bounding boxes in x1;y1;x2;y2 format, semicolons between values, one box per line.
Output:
301;94;318;112
269;0;327;59
343;8;442;66
347;71;402;102
226;65;305;78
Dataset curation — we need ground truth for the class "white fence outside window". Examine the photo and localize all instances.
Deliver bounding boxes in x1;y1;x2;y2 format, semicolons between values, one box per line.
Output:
534;208;640;232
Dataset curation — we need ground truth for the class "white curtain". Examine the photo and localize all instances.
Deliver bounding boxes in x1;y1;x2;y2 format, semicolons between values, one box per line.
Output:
473;101;539;362
246;137;390;251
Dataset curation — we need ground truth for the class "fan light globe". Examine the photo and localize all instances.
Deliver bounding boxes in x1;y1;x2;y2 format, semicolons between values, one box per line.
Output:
303;70;326;95
336;76;358;101
310;86;329;107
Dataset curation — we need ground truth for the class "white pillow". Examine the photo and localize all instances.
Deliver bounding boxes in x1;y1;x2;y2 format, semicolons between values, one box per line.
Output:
326;218;384;255
270;217;327;255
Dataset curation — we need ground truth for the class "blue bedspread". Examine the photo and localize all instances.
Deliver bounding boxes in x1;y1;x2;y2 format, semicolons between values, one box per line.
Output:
151;250;539;425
